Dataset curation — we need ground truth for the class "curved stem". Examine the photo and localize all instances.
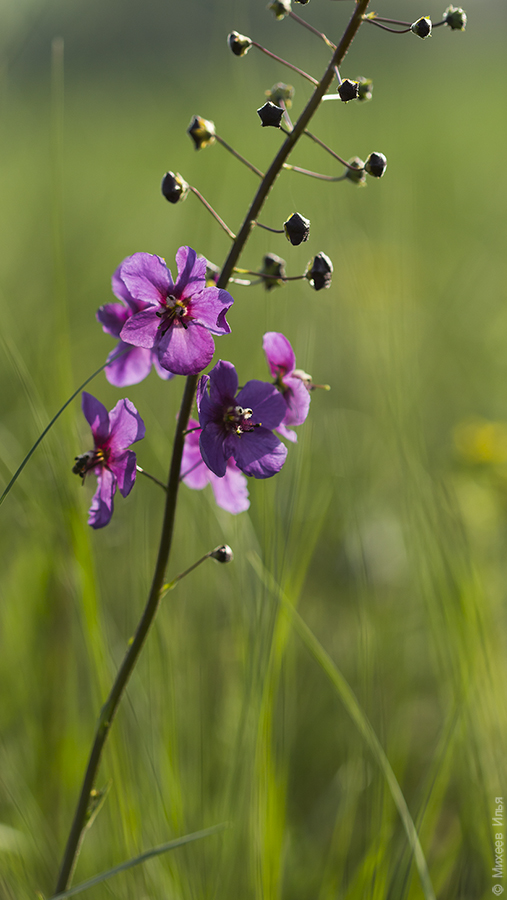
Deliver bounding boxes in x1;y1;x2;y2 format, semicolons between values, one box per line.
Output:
189;186;236;239
54;0;371;890
215;134;264;178
251;40;319;86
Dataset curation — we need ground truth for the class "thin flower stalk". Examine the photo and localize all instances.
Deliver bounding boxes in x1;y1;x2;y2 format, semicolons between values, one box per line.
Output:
215;134;264;178
250;40;319;86
136;465;168;492
283;162;347;181
288;10;336;50
189;186;236;239
54;0;372;890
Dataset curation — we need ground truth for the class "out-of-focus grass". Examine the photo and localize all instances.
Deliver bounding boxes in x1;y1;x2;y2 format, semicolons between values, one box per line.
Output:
1;2;507;898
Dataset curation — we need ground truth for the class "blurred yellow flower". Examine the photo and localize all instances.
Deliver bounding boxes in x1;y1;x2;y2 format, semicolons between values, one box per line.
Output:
454;418;507;466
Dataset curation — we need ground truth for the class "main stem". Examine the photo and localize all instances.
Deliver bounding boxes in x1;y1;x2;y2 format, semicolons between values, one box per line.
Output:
54;0;370;891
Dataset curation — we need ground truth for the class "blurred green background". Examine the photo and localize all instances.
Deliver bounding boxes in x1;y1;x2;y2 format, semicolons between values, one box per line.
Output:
1;1;507;898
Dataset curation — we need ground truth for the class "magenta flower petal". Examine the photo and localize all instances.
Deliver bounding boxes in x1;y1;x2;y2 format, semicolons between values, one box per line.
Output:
97;303;129;338
108;397;145;455
157;322;215;375
200;421;229;477
175;246;207;299
236;381;287;431
152;353;175;381
225;427;288;478
281;375;311;427
88;467;115;529
109;449;138;497
276;422;298;443
104;343;154;387
119;252;174;306
82;392;110;443
190;288;233;334
120;307;161;348
263;332;296;379
181;419;250;513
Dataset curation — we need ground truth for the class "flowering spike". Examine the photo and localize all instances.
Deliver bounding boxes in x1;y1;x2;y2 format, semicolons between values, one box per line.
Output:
257;101;284;128
268;0;291;19
365;152;387;178
260;253;287;291
161;171;189;204
411;16;432;38
357;76;373;102
187;116;216;151
305;253;333;291
284;212;310;246
228;31;253;57
443;5;466;30
337;79;359;102
265;82;295;109
75;393;145;529
210;544;234;563
345;157;367;185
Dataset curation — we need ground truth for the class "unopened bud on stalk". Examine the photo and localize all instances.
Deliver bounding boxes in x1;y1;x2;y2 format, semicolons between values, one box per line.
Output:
161;171;189;204
266;82;295;109
345;157;366;185
284;212;310;246
257;101;284;128
294;0;310;5
443;5;467;30
306;253;333;291
365;152;387;178
357;76;373;102
260;253;287;290
187;115;216;150
210;544;234;564
228;31;253;57
411;16;432;38
338;79;359;102
268;0;291;19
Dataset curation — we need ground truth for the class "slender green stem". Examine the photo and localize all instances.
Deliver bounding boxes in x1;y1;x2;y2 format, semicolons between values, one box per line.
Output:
283;162;347;182
288;10;336;50
251;40;319;86
254;221;284;234
215;134;264;178
54;1;371;890
303;129;353;169
136;465;167;492
189;186;236;239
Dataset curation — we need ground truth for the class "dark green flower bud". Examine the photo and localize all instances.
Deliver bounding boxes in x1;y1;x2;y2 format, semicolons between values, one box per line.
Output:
411;16;432;38
305;253;333;291
443;5;466;30
357;76;373;102
365;152;387;178
284;212;310;246
228;31;253;57
211;544;234;563
268;0;291;19
260;253;286;291
265;82;295;109
257;101;284;128
161;171;189;204
187;115;216;151
345;157;366;185
338;79;359;103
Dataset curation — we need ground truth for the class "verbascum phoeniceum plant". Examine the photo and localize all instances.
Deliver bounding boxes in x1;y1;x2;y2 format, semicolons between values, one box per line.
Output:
0;1;466;896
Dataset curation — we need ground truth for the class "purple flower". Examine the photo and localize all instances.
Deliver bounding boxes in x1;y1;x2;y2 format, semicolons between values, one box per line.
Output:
116;247;234;376
73;392;145;529
263;332;311;443
197;360;288;479
97;264;175;386
181;418;250;514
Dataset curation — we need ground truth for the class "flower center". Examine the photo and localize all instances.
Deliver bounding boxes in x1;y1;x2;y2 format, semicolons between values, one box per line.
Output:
224;405;260;436
72;448;108;479
156;294;190;335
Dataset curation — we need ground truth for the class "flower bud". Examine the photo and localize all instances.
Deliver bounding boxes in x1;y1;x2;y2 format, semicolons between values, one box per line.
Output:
210;544;234;564
257;101;284;128
228;31;253;57
443;5;466;30
187;115;216;151
357;76;373;102
411;16;432;38
338;79;359;103
161;171;189;204
365;152;387;178
294;0;310;4
305;253;333;291
268;0;291;19
345;157;366;185
265;82;295;109
260;253;286;291
284;212;310;246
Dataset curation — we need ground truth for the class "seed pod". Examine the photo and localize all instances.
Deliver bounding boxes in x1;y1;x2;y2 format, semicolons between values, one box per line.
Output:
365;152;387;178
338;79;359;103
265;82;295;109
345;157;366;186
161;171;189;204
228;31;252;57
260;253;287;291
257;101;284;128
268;0;291;19
411;16;432;38
284;212;310;246
306;253;333;291
210;544;234;563
357;76;373;102
187;115;216;151
443;5;466;30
